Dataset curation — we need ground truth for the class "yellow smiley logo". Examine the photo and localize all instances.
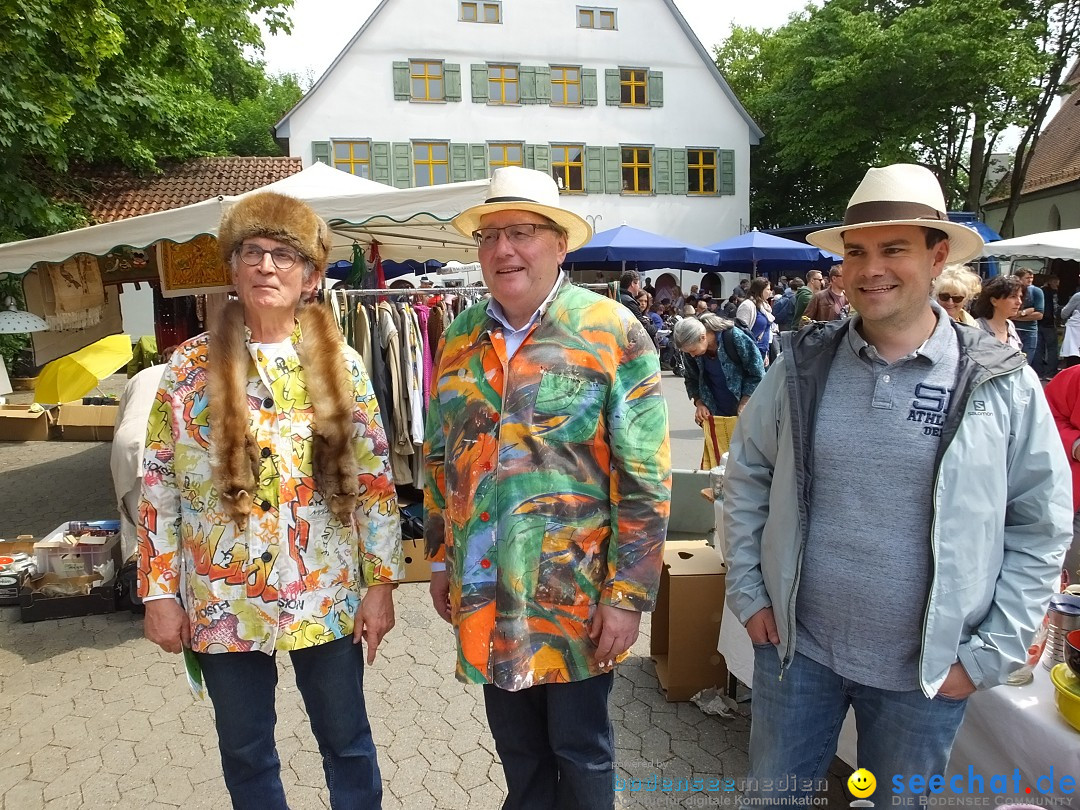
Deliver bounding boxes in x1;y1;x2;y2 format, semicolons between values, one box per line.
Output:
848;768;877;799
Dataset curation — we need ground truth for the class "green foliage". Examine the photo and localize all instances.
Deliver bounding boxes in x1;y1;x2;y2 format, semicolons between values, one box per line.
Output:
715;0;1076;228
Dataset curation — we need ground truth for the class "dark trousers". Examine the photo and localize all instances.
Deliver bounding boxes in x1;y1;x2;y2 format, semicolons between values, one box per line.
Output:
1034;324;1059;378
197;637;382;810
483;672;615;810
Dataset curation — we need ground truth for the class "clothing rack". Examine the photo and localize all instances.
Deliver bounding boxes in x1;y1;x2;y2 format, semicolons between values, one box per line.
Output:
325;282;612;298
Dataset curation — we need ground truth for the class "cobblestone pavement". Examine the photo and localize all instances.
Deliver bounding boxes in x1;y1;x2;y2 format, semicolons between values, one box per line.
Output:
0;374;849;809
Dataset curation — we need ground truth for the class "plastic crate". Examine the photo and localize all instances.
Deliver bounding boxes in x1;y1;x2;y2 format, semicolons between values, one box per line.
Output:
33;521;121;579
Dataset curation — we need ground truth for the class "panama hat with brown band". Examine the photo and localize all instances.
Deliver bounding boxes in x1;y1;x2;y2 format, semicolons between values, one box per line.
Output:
806;164;984;265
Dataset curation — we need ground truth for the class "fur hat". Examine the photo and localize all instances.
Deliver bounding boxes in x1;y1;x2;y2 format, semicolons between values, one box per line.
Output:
218;191;333;272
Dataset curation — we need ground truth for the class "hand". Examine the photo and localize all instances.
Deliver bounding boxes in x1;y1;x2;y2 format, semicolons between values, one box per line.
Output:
429;569;452;623
694;402;711;427
745;606;779;645
353;584;396;664
589;604;642;669
937;661;976;700
144;598;189;654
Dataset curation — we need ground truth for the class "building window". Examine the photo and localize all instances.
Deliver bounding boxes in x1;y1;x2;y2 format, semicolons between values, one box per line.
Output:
551;145;585;193
489;143;523;172
410;60;444;101
620;69;647;106
578;6;616;29
550;66;581;106
460;1;501;22
332;140;371;178
488;64;518;104
414;142;449;186
687;149;717;195
622;147;651;194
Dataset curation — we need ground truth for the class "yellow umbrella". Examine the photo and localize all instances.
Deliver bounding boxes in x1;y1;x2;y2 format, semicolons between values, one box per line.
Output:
34;334;133;404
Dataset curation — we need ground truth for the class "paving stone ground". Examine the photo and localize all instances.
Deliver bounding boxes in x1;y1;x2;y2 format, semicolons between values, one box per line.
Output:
0;374;851;809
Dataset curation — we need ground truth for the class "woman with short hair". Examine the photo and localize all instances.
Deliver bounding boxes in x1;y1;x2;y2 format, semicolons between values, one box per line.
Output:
932;265;980;326
970;275;1023;350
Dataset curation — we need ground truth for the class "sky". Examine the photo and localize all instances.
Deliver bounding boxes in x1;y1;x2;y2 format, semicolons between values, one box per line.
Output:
260;0;810;81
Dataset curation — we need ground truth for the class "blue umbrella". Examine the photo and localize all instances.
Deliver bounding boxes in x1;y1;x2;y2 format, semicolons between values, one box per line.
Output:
565;225;719;268
706;230;836;274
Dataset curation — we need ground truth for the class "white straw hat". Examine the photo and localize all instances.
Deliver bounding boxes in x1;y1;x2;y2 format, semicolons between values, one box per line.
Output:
452;167;592;251
806;164;984;264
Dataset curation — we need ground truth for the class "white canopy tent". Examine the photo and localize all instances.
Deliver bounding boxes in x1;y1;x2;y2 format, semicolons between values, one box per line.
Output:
981;228;1080;262
0;163;487;275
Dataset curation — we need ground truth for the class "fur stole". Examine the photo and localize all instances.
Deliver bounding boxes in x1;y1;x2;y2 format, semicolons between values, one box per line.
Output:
208;300;359;529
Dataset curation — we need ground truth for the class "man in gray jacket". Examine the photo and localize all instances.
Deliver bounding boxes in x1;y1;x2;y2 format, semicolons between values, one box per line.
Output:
723;164;1071;806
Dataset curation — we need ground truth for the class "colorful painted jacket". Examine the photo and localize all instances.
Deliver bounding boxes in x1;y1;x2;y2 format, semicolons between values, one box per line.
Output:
424;281;672;690
138;323;403;654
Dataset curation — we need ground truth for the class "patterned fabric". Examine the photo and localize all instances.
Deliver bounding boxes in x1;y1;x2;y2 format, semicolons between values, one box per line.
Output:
137;323;403;655
424;281;671;690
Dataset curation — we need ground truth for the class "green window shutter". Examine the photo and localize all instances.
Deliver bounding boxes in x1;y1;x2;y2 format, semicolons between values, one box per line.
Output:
470;144;487;179
532;144;550;173
312;141;331;166
392;143;412;188
535;66;551;105
524;144;536;169
471;64;489;102
719;149;736;195
654;147;671;194
603;146;622;193
371;142;392;185
392;62;410;100
445;63;462;101
585;146;604;193
672;149;688;195
450;143;469;182
604;69;620;106
648;70;663;107
519;66;536;104
582;68;598;106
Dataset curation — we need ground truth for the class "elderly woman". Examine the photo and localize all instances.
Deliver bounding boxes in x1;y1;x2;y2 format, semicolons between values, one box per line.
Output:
138;191;403;808
971;274;1023;350
932;264;980;326
673;313;766;425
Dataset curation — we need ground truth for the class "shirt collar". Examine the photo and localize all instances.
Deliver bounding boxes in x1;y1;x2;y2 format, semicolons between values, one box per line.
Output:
486;270;565;334
846;301;954;365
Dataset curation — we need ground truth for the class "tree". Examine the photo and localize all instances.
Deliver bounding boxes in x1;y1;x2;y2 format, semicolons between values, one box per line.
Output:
0;0;295;241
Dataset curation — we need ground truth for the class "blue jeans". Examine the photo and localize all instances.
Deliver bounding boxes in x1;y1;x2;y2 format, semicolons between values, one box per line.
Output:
746;646;968;809
197;637;382;810
483;672;615;810
1017;328;1038;364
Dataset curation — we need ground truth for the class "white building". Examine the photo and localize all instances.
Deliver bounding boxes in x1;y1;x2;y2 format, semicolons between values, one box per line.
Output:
275;0;762;252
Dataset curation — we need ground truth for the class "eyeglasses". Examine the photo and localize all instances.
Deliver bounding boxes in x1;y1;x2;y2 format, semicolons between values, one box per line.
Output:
937;293;966;304
472;223;560;249
238;244;302;270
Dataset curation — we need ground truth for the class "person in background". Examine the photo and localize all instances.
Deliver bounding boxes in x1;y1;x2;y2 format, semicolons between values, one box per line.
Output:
736;278;776;363
1011;268;1043;363
971;274;1023;351
932;264;980;326
643;276;656;297
1043;366;1080;584
771;279;797;332
1059;286;1080;369
619;269;658;343
803;265;848;322
139;191;403;808
791;274;816;326
1035;274;1061;380
733;278;751;300
673;313;765;423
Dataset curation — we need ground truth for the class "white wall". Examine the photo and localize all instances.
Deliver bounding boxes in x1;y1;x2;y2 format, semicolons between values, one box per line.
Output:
983;188;1080;236
279;0;754;246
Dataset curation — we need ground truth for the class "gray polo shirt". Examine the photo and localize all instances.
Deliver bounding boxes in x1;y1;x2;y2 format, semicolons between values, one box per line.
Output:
795;308;960;691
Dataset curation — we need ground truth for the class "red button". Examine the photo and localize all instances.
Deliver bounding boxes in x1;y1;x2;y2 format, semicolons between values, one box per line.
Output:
481;462;492;471
490;412;499;422
480;559;491;569
480;512;490;522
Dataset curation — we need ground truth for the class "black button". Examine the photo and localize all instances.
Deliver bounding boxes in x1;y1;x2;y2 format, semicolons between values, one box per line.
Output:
261;447;271;458
261;551;273;562
261;500;272;511
262;397;273;408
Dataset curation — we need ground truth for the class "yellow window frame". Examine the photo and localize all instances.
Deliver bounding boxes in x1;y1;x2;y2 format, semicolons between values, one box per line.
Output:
578;8;594;27
413;142;449;187
550;66;581;106
488;64;518;104
620;69;647;106
551;144;585;193
410;60;444;101
688;149;718;195
622;147;652;194
332;141;371;178
460;1;477;21
488;143;523;171
483;2;501;22
598;10;615;28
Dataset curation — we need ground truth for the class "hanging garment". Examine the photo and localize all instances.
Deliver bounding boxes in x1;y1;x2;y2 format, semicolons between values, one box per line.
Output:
378;301;414;486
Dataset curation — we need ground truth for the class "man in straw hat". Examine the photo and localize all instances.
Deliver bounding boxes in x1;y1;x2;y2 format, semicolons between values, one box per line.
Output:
424;166;671;809
139;191;403;808
722;164;1071;803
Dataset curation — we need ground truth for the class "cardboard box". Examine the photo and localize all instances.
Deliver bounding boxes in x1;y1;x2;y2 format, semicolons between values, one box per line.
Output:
401;538;432;583
19;573;116;622
57;402;119;441
0;539;39;605
650;543;728;701
0;405;52;442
